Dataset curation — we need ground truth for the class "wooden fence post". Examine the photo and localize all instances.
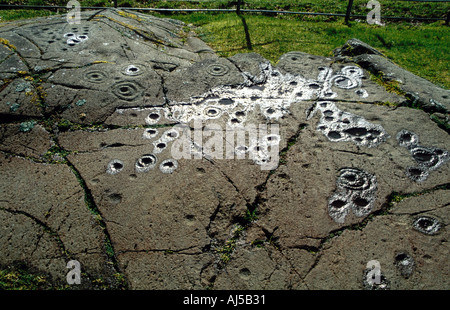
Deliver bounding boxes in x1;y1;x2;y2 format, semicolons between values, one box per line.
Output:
236;0;243;15
345;0;354;24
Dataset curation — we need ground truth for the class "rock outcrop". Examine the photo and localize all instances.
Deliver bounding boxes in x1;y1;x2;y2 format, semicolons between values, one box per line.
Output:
0;10;448;290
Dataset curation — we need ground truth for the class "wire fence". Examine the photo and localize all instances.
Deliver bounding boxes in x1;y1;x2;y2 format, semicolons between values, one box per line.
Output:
0;0;449;23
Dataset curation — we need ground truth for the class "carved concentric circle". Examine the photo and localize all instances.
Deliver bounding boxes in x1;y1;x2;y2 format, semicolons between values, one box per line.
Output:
341;66;363;77
328;193;351;224
405;166;429;182
143;128;159;140
410;146;440;168
284;52;303;63
331;75;359;89
328;168;377;223
203;106;222;119
112;81;141;101
145;110;162;125
412;216;441;235
396;130;419;148
162;128;180;142
206;63;229;76
84;70;109;83
153;139;168;154
336;168;373;191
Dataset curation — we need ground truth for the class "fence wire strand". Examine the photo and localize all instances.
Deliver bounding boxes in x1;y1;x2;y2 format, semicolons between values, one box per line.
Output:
0;1;449;22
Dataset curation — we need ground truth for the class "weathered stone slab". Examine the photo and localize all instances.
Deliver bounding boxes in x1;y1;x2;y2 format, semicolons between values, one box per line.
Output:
0;155;117;288
213;245;306;290
303;196;449;289
335;38;450;113
257;104;449;247
0;10;448;291
0;123;51;158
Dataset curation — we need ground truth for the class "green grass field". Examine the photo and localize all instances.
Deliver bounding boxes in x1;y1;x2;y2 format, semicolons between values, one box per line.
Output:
1;0;449;88
173;13;449;89
3;0;449;19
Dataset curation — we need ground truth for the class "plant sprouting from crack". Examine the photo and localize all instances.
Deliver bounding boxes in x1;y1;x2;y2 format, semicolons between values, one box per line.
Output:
43;145;71;164
250;230;280;250
244;208;258;223
370;71;406;97
216;224;245;264
0;263;69;290
66;162;128;289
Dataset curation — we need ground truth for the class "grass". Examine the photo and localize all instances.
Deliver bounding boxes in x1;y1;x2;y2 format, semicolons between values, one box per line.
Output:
0;262;67;290
0;268;51;289
2;0;449;19
169;13;449;89
216;224;245;264
2;1;447;88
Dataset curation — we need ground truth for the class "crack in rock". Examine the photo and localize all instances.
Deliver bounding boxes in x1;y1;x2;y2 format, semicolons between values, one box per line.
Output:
1;11;450;290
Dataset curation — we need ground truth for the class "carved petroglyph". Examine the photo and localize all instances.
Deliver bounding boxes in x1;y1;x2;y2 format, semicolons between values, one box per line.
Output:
105;60;385;175
397;130;449;181
328;168;378;223
307;100;389;148
2;10;449;290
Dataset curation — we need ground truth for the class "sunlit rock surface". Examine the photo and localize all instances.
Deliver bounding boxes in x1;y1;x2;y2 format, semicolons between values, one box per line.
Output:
0;9;449;289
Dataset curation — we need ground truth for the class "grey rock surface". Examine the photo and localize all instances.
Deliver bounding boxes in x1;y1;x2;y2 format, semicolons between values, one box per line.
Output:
0;10;448;290
334;38;450;113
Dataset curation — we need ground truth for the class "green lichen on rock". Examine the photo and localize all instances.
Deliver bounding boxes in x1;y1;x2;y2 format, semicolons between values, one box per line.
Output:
19;120;36;132
369;71;406;97
430;113;450;133
75;99;86;106
15;81;32;93
6;101;20;112
43;145;71;164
